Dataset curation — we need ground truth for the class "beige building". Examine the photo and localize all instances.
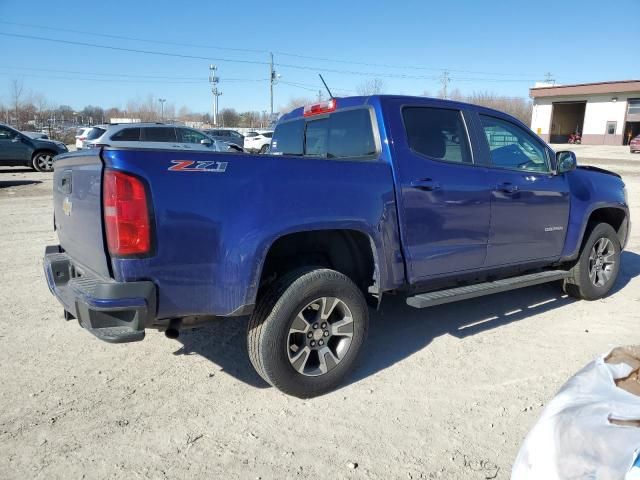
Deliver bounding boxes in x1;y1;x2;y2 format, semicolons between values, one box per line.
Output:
530;80;640;145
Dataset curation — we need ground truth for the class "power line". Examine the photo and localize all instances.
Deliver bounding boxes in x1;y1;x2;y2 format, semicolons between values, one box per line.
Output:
0;31;543;83
0;20;540;77
0;65;267;83
0;71;205;84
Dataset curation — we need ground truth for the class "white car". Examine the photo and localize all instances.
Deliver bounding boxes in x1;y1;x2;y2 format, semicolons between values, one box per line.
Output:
244;131;273;153
75;127;93;150
83;123;237;153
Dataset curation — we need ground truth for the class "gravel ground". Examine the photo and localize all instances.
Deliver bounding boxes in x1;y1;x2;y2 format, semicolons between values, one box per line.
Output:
0;152;638;479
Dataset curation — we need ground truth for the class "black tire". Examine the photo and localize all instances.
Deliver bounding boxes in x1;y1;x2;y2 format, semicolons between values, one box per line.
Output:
259;144;269;154
248;268;368;398
32;151;55;172
564;223;621;300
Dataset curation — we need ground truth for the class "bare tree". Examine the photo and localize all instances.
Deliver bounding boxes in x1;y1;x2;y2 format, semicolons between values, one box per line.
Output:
280;97;313;113
356;78;386;96
9;78;25;127
220;108;240;127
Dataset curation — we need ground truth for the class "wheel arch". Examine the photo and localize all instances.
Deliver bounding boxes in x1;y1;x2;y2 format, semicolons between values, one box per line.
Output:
571;205;629;259
254;228;381;304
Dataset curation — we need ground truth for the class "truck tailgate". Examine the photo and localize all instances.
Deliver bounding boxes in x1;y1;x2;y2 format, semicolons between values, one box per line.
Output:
53;151;111;278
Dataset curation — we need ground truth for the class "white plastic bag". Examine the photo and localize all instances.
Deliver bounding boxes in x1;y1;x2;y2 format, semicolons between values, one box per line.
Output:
512;349;640;480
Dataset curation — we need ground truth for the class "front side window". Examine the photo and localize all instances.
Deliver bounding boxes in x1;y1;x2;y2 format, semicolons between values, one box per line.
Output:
480;115;549;172
142;127;177;142
0;126;16;140
111;127;140;141
178;128;208;144
403;107;472;164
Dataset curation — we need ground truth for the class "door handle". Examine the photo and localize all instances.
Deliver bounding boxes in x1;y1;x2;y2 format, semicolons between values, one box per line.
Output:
411;178;442;191
495;182;519;194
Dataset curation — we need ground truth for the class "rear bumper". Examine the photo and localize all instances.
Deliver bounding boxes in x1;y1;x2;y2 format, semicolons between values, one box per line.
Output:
43;245;156;343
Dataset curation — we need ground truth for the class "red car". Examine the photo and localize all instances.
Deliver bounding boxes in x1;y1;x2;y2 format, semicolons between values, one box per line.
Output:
631;134;640;153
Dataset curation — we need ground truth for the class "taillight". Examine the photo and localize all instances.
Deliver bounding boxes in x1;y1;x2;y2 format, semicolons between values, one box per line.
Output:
303;98;337;117
103;169;151;256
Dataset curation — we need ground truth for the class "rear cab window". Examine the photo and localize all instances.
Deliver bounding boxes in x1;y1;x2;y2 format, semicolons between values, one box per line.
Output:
271;108;377;160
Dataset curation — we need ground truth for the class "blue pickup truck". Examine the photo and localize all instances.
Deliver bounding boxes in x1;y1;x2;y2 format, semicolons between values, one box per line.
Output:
44;95;630;397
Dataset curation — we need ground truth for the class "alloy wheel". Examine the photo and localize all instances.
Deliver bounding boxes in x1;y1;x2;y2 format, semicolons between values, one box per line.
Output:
588;237;616;287
287;297;354;377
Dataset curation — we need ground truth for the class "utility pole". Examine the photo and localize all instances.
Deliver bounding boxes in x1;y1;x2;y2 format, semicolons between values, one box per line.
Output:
544;72;556;86
317;90;324;102
440;70;451;99
158;98;166;120
269;52;279;119
209;64;222;126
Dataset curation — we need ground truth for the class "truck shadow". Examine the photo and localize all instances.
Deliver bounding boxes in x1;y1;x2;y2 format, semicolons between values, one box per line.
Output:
0;180;42;189
174;250;640;391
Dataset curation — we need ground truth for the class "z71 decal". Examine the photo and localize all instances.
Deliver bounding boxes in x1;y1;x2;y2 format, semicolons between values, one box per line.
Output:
168;160;228;173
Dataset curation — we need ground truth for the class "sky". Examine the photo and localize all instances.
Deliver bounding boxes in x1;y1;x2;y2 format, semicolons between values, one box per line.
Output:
0;0;638;115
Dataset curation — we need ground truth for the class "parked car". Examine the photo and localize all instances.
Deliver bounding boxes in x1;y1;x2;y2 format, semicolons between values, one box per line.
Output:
244;130;273;153
75;127;93;150
83;123;236;152
22;131;49;140
0;123;67;171
44;95;629;398
630;134;640;153
202;129;245;148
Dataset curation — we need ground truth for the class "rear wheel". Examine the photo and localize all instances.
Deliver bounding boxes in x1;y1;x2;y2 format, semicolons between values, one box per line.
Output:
247;268;368;398
259;144;269;154
564;223;621;300
32;151;55;172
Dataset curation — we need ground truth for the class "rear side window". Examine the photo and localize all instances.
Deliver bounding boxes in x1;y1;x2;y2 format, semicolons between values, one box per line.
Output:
141;127;177;142
86;127;106;141
262;132;273;138
111;127;141;141
402;107;472;164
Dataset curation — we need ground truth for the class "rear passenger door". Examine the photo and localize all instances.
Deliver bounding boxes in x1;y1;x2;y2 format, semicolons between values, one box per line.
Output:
384;99;492;282
474;113;570;266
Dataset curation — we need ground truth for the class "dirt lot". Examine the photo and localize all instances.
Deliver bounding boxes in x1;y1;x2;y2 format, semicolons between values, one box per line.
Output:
1;151;638;479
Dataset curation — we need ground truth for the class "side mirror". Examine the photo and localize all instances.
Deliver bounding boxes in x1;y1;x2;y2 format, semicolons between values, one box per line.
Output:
200;138;213;146
556;151;577;174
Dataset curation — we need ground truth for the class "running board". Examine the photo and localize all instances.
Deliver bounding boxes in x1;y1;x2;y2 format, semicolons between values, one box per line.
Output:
406;270;569;309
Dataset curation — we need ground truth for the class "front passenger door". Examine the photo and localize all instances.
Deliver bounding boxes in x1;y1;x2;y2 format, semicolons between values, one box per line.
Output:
0;126;27;163
476;114;570;266
177;128;217;151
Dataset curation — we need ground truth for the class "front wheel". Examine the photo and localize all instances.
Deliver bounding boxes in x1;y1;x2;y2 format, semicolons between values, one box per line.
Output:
248;268;368;398
564;223;621;300
32;151;55;172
